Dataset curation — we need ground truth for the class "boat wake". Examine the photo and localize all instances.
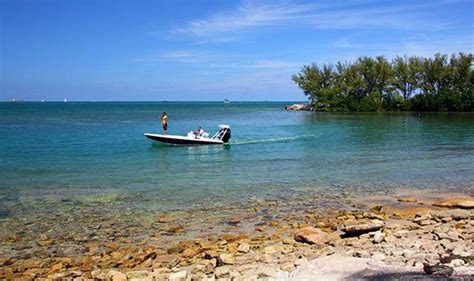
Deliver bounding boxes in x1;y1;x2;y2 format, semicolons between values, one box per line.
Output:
232;135;316;145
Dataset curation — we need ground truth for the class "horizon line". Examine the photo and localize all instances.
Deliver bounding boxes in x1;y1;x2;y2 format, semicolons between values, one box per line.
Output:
0;100;307;103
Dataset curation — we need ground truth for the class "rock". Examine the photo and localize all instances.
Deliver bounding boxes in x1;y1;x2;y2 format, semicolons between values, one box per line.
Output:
194;259;216;273
126;270;150;280
380;206;433;219
108;270;127;281
402;249;416;260
424;253;440;265
418;219;432;226
203;275;215;281
449;259;465;267
371;253;386;261
423;263;454;276
294;257;308;267
284;103;314;111
237;243;250;253
452;245;472;257
409;253;425;263
433;197;474;209
51;262;63;271
431;209;470;220
259;254;273;263
165;224;184;234
167;241;190;254
434;229;460;241
398;197;417;203
218;254;235;265
152;270;170;280
263;245;280;254
91;269;110;279
168;270;187;281
257;266;277;277
134;251;157;263
354;250;370;258
214;266;230;278
156;214;176;223
294;226;331;245
373;231;384;243
281;262;295;272
341;221;384;235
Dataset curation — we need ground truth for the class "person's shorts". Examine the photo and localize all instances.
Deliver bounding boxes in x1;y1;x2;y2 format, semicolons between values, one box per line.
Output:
162;123;168;131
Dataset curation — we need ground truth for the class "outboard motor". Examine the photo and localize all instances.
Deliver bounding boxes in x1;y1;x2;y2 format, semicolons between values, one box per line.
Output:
222;128;231;143
214;125;231;143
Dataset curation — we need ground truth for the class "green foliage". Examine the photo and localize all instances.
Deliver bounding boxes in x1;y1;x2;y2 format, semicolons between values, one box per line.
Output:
292;53;473;111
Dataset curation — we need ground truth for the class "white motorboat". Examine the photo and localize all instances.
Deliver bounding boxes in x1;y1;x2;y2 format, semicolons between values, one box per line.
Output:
145;125;231;145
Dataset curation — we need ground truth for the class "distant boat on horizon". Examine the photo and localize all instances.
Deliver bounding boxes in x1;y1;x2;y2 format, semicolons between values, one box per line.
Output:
224;99;230;108
64;98;67;103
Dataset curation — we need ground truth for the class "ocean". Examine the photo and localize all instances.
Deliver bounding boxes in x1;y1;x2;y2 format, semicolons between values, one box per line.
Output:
1;102;473;216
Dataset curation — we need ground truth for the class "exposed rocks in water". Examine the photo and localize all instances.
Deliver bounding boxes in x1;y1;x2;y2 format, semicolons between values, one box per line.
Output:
433;197;474;209
284;103;315;111
397;197;417;203
1;192;473;279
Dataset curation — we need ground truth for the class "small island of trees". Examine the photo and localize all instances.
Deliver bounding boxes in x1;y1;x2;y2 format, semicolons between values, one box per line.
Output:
292;53;473;111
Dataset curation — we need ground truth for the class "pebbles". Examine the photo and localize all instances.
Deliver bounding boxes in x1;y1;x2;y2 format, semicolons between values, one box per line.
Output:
1;192;473;280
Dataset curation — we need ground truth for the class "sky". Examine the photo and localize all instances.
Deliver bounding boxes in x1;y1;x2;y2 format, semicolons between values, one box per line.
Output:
0;0;473;101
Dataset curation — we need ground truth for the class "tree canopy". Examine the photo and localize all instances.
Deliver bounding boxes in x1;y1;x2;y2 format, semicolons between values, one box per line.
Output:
292;53;473;111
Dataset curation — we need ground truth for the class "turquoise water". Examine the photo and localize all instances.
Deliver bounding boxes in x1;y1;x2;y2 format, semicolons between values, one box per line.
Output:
1;102;473;214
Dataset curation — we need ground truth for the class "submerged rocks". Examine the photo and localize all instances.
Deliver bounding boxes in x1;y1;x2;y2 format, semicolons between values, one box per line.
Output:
433;197;474;209
164;224;185;235
156;214;176;223
398;197;417;203
2;191;473;280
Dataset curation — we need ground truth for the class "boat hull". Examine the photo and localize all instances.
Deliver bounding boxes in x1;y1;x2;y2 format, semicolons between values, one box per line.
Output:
144;133;224;145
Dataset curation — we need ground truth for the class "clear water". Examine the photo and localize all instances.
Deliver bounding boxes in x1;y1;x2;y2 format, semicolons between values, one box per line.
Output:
1;102;473;214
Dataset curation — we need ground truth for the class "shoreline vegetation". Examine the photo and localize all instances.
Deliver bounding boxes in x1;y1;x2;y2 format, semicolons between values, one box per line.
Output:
1;191;473;279
291;53;473;112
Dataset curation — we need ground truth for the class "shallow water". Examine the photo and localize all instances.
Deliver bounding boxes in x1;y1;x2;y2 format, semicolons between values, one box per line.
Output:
1;102;473;216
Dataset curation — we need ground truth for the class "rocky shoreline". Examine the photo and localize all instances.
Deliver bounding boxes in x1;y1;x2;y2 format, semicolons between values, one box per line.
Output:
0;191;473;280
284;103;315;111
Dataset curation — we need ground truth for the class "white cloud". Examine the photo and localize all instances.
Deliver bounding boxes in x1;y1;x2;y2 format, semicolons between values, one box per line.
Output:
173;0;463;42
173;2;316;37
135;50;206;64
332;39;365;49
137;49;302;71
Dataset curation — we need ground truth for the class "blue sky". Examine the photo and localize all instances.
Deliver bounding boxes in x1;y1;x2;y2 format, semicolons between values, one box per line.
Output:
1;0;473;101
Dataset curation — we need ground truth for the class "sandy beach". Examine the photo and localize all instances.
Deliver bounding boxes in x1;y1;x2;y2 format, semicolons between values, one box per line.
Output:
1;190;472;280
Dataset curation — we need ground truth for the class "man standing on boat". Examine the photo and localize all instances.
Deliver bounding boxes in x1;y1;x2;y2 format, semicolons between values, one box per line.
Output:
161;112;168;134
